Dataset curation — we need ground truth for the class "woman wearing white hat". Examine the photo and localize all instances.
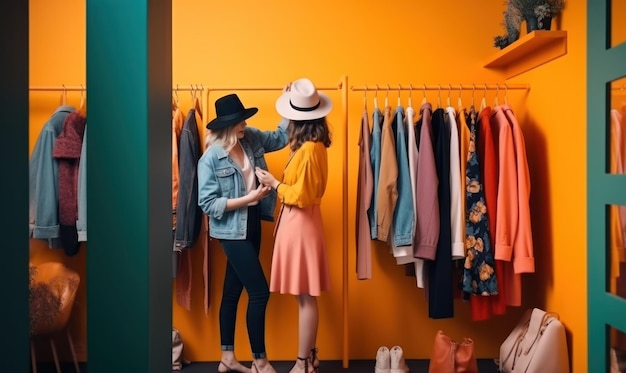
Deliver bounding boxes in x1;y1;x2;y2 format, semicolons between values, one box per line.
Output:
255;78;333;373
198;93;289;373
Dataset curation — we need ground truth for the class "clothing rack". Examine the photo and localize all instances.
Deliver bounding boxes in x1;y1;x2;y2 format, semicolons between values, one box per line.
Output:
173;84;205;92
350;83;530;91
206;84;343;92
204;77;350;367
29;85;86;92
351;83;530;108
29;85;205;91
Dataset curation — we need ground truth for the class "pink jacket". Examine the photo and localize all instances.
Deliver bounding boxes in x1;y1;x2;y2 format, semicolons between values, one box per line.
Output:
414;103;440;260
356;109;374;279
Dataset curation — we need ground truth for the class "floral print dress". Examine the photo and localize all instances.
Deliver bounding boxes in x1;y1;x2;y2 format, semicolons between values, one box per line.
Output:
462;108;499;298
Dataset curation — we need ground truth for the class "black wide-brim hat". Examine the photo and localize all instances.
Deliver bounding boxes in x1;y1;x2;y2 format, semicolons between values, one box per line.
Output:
207;93;258;130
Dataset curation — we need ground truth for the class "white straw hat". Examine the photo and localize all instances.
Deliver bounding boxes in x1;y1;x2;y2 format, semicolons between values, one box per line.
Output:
275;78;332;120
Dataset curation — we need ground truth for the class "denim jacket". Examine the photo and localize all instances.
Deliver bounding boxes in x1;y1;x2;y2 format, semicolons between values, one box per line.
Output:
197;118;289;239
29;105;75;248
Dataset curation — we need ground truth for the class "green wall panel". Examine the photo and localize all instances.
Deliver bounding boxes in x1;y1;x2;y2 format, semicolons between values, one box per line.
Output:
86;0;172;371
588;1;626;371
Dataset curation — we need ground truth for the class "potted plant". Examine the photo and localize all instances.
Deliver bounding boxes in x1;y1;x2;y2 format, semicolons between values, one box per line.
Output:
508;0;566;32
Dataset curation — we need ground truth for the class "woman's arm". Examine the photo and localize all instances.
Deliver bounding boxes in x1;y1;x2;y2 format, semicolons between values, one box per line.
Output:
225;184;272;211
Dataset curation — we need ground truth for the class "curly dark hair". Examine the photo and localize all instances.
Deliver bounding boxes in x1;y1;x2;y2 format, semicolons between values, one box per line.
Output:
287;118;332;151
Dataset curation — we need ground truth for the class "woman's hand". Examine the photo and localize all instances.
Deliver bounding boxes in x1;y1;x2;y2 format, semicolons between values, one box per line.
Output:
255;167;279;189
282;82;292;93
248;184;272;202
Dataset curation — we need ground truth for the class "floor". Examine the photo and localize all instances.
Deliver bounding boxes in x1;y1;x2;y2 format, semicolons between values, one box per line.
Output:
34;359;501;372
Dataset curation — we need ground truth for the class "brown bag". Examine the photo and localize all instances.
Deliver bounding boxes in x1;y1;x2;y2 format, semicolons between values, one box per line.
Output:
429;330;478;373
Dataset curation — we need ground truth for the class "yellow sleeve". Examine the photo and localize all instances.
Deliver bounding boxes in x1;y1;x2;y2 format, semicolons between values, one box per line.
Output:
278;142;327;208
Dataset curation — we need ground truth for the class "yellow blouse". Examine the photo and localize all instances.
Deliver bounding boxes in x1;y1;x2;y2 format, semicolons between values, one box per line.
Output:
276;141;328;208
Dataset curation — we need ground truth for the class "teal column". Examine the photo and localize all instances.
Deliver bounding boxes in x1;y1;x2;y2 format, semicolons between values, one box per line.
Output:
0;1;30;371
588;1;626;371
86;1;172;372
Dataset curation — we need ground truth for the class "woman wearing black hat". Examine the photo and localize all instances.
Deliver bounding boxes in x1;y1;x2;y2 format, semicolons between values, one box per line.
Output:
198;93;288;373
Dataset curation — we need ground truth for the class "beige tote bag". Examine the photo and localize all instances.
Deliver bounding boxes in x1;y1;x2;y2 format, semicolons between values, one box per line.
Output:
498;308;569;373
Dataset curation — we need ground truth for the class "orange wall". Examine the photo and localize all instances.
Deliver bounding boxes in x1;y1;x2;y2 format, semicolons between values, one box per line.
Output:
503;1;588;371
28;0;589;372
28;0;87;362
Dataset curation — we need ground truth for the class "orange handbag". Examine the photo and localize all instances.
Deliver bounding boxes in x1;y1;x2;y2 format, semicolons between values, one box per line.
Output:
428;330;478;373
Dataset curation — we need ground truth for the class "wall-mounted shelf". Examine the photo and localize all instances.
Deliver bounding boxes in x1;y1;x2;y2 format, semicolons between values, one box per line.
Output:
484;30;567;79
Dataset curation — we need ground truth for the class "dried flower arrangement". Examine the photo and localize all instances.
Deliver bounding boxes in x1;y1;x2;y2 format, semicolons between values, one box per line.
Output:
493;1;523;49
29;265;61;335
493;0;565;49
510;0;566;30
509;0;565;19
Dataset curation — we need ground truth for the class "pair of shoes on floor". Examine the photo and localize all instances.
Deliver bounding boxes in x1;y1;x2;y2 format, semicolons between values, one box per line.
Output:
375;345;409;373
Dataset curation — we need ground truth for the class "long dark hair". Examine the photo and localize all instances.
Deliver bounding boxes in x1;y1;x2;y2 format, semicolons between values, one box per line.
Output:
288;117;332;152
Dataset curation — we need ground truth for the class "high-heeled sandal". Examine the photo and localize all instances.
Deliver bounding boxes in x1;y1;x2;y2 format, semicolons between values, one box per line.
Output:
219;360;247;373
296;355;311;373
310;348;320;372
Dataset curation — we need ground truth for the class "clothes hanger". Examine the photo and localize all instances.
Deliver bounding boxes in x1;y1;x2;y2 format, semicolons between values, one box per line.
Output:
385;84;389;107
195;84;203;118
471;84;476;109
408;84;413;108
363;85;368;111
479;84;487;112
172;85;179;111
446;84;452;108
78;85;86;116
171;94;177;111
421;84;427;105
374;85;379;110
437;85;442;108
60;84;67;106
457;84;463;108
494;84;500;107
397;84;401;107
504;84;509;105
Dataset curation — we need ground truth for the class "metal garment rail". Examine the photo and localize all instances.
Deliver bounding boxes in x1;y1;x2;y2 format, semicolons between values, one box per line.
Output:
205;77;351;368
29;85;204;91
30;84;207;111
350;83;530;92
351;83;530;108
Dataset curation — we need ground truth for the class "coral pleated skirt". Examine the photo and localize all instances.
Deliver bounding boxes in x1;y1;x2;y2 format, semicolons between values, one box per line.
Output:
270;203;331;296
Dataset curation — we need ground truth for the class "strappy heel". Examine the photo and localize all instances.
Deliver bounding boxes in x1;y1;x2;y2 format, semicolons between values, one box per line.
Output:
218;360;247;373
310;348;320;372
297;355;310;372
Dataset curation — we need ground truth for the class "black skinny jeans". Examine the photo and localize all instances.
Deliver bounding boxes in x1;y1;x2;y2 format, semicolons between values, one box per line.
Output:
218;205;269;358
